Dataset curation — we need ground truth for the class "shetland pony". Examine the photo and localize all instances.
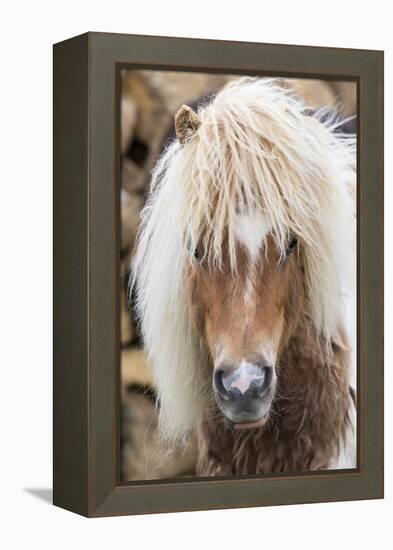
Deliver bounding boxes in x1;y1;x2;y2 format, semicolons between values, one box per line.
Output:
132;78;356;475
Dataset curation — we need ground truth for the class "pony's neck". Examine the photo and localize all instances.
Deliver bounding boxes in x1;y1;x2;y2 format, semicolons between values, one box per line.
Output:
277;313;351;434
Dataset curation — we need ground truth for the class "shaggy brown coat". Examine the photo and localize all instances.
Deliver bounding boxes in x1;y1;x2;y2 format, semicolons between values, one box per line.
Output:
196;318;354;476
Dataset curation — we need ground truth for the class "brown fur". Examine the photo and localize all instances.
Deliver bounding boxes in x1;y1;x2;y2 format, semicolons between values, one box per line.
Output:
196;319;352;475
187;236;302;364
187;238;353;476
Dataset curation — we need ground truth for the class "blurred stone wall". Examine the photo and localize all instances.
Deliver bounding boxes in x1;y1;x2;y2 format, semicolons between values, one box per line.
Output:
120;70;356;481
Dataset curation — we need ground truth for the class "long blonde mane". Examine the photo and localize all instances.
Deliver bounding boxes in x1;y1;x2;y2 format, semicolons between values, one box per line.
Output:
132;78;356;443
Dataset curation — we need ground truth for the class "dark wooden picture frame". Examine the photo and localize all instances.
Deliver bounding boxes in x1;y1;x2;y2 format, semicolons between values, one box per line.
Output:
53;32;384;517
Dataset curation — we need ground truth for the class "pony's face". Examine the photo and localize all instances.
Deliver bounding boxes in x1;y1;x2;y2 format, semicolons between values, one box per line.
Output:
187;223;303;429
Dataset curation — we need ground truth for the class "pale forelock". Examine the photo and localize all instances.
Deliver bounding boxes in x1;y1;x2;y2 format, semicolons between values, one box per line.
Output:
132;77;356;442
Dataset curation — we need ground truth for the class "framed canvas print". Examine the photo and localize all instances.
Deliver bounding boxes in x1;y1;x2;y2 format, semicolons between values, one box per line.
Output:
53;32;384;517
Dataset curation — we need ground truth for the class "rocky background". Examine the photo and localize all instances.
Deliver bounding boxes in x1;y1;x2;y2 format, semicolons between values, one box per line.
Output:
120;70;356;481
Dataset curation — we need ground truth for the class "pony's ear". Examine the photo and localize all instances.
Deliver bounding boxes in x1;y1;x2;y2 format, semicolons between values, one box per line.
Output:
175;104;201;145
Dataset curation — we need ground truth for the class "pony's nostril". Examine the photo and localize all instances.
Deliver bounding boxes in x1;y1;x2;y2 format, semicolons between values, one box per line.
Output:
214;368;230;399
260;366;273;393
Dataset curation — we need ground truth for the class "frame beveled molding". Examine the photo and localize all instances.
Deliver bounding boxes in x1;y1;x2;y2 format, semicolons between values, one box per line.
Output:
53;32;383;517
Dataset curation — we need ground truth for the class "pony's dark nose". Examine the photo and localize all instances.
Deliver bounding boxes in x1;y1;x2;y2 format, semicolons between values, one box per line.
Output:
213;362;275;425
215;363;272;400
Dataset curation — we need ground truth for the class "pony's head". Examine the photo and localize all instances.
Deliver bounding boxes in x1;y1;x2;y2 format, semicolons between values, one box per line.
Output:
186;223;303;429
132;78;355;442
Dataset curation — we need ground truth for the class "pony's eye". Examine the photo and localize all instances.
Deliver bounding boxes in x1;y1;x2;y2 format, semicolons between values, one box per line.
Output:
286;236;298;256
191;244;203;263
193;247;200;261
